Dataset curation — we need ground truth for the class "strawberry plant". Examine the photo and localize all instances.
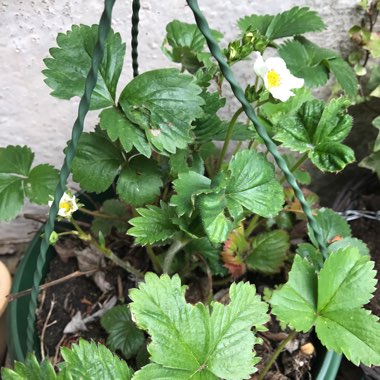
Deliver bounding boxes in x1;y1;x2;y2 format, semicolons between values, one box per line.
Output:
2;2;380;379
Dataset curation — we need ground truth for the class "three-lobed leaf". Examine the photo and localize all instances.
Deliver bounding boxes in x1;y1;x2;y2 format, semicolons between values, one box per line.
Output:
0;146;58;221
130;273;268;380
43;25;125;110
271;248;380;366
274;98;355;172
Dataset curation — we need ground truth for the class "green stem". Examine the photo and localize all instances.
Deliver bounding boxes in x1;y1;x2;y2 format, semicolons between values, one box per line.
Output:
146;244;163;274
280;153;308;184
71;217;143;278
217;107;244;171
245;214;260;238
57;230;79;237
258;330;297;380
163;239;190;274
79;207;128;221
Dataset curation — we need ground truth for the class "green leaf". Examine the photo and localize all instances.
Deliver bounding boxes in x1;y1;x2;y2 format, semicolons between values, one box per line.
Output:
327;58;358;98
128;202;179;245
130;273;268;380
61;339;133;379
101;305;145;360
246;230;290;274
116;157;162;207
271;249;380;366
99;107;152;158
91;199;129;237
0;146;58;221
279;36;357;96
307;208;351;247
283;155;311;185
226;150;284;217
169;149;204;177
274;98;355;172
238;7;325;40
0;174;25;222
198;191;235;244
197;150;284;243
296;243;324;269
0;145;34;175
186;238;227;276
270;255;318;332
278;39;330;87
171;171;211;217
119;69;204;154
360;150;380;177
43;25;125;110
163;20;222;74
328;237;369;256
25;164;59;204
1;354;58;380
71;131;123;192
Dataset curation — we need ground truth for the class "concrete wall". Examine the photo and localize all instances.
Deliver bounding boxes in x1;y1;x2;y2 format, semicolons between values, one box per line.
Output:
0;0;359;241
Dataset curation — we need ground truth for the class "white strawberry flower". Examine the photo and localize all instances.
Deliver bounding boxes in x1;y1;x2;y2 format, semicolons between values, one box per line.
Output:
48;191;79;219
253;52;304;102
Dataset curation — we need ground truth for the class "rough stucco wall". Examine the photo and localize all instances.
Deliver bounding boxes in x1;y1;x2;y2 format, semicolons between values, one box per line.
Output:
0;0;359;241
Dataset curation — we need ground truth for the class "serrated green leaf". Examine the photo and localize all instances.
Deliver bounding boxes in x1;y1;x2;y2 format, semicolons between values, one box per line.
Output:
296;243;324;269
60;339;133;379
198;191;234;244
274;99;355;172
226;150;284;217
238;7;325;40
99;107;152;158
271;249;380;366
270;255;318;332
91;199;129;237
197;150;284;243
119;69;204;154
278;40;330;87
43;25;125;110
116;157;162;207
1;353;58;380
169;149;204;177
130;273;268;380
315;308;380;366
327;58;358;98
0;174;24;221
246;230;290;274
128;202;179;245
171;172;211;217
308;208;351;247
163;20;222;74
101;305;145;360
186;238;227;276
0;145;34;175
328;237;369;256
25;164;59;204
71;131;123;192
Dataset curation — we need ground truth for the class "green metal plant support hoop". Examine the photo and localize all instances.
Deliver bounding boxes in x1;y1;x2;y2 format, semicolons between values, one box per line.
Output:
24;0;340;377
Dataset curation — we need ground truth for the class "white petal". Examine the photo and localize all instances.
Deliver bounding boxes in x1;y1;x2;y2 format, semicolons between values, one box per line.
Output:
253;52;267;78
265;57;288;72
269;87;295;102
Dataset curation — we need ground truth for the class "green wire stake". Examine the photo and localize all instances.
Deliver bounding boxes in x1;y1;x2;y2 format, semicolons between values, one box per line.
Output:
186;0;327;259
26;0;117;354
131;0;141;77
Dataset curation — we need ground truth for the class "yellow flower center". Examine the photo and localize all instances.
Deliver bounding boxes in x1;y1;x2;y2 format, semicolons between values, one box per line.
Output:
267;70;281;88
59;200;72;213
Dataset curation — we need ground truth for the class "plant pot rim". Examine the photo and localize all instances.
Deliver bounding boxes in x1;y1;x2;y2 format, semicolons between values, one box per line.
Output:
8;223;342;379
